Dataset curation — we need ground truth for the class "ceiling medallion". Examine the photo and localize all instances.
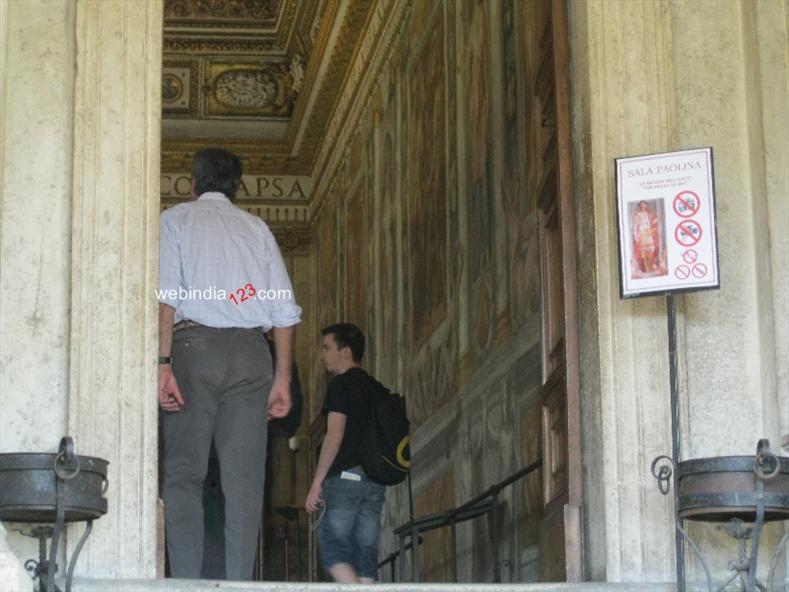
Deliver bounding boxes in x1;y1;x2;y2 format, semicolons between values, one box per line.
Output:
215;70;278;108
205;62;296;117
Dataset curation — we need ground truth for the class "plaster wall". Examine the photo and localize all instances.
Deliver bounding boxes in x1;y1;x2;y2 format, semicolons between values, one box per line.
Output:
0;0;76;584
569;0;788;583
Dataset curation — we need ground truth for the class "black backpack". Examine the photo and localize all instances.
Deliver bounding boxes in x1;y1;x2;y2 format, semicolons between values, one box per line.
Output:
358;376;411;485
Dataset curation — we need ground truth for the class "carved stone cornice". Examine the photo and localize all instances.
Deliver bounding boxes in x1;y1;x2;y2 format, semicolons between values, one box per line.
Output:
290;0;374;159
161;140;293;175
163;38;279;54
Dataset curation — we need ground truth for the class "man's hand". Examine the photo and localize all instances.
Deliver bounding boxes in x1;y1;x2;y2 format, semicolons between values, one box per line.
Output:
158;365;184;412
305;482;323;513
267;377;292;419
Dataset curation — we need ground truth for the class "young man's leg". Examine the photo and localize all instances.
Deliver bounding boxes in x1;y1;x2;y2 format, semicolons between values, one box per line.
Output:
318;476;363;582
353;478;386;582
328;563;359;583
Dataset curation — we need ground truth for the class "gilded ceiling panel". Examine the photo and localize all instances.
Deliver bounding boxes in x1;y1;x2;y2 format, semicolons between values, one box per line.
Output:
161;0;380;180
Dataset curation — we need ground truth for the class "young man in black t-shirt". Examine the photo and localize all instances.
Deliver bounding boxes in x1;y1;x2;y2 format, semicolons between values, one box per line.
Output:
305;323;385;583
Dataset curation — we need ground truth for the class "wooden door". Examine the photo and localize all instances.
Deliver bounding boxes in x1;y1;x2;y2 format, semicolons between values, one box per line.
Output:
527;0;583;581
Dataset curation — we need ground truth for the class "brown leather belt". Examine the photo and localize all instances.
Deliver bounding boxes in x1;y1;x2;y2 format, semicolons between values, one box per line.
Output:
173;320;266;334
173;320;205;333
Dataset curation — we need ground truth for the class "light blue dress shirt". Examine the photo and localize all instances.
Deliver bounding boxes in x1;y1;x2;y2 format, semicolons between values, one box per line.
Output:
159;192;302;330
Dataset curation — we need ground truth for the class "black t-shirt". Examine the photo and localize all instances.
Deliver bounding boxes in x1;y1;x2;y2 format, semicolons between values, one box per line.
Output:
322;367;377;479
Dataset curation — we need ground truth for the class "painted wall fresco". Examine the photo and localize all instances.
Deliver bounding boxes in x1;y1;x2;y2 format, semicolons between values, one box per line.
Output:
311;194;339;419
406;9;447;349
502;0;542;330
413;469;456;582
345;180;367;331
377;68;400;388
310;0;547;581
312;0;545;430
462;0;494;294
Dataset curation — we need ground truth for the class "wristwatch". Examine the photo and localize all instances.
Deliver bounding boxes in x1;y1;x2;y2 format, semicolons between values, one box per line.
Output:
158;356;172;365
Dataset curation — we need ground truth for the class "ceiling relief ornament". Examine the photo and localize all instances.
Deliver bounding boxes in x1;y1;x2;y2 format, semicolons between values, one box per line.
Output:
215;70;278;108
162;65;195;114
205;63;297;117
164;0;281;23
269;224;311;253
289;54;305;93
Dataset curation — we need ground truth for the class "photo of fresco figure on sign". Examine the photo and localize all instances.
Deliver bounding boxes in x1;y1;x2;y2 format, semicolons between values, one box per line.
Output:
628;199;667;279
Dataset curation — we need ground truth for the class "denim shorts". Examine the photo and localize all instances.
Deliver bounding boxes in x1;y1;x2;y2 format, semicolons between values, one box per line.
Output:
317;466;386;579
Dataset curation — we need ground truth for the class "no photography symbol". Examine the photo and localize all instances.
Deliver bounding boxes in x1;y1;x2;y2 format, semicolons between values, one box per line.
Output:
673;191;700;218
675;220;702;247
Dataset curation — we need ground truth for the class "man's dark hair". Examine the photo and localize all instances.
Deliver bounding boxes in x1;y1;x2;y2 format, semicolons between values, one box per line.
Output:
321;323;365;363
191;148;243;200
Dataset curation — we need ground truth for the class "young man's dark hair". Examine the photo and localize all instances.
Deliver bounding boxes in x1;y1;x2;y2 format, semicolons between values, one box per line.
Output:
321;323;365;362
191;147;243;200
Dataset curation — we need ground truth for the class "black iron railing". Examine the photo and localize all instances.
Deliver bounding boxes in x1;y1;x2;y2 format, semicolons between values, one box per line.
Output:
379;459;543;583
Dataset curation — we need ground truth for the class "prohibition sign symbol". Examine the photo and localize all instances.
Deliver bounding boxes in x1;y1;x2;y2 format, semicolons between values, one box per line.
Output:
692;263;708;278
682;249;698;264
675;265;691;280
673;190;700;218
675;220;702;247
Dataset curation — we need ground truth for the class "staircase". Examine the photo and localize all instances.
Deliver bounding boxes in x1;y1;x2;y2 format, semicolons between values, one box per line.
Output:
69;579;695;592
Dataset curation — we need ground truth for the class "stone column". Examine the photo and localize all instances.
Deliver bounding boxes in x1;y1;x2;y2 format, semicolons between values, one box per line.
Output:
569;0;787;583
68;0;162;578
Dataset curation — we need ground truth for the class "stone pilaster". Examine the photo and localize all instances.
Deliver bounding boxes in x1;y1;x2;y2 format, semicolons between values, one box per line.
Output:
570;0;787;583
569;0;684;581
68;0;162;578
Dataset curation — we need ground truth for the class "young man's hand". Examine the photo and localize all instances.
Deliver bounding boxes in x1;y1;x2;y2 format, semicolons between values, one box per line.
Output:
305;482;323;513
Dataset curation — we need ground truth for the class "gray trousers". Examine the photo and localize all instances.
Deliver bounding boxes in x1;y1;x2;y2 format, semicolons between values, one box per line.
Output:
163;326;272;580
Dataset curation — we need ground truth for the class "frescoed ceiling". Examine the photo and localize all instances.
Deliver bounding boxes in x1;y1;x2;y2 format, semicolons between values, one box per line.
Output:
160;0;378;179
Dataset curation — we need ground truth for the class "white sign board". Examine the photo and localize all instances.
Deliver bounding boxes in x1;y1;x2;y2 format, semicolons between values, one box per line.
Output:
615;147;719;298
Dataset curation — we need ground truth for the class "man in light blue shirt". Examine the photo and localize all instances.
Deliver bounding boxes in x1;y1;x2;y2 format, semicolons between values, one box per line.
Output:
157;147;301;580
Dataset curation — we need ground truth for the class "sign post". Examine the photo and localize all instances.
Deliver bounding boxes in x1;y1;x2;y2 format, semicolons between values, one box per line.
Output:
615;147;719;592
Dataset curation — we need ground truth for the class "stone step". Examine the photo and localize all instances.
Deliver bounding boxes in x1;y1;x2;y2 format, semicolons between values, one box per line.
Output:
69;579;704;592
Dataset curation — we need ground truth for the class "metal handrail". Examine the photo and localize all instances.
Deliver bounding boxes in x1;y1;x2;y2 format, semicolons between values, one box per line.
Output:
377;535;423;582
381;459;543;583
